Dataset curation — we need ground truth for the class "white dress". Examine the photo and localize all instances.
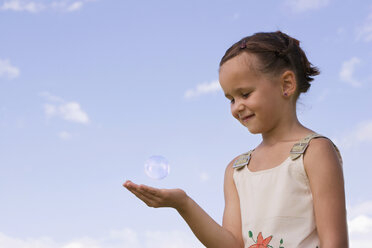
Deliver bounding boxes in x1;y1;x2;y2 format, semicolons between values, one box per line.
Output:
233;133;343;248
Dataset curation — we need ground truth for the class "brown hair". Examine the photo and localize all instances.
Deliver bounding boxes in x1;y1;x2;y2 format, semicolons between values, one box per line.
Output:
219;31;319;100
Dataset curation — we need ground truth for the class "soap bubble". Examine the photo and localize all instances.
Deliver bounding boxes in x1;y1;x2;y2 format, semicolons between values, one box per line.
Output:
144;155;170;180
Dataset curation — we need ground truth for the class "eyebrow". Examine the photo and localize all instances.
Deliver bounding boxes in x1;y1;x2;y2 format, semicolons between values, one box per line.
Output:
224;87;254;98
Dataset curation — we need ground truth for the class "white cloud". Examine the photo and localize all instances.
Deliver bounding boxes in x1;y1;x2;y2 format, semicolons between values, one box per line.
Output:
349;215;372;234
0;232;56;248
0;0;45;13
347;201;372;246
59;102;89;124
41;92;90;124
349;215;372;246
184;80;221;99
0;0;93;13
0;228;203;248
51;0;87;12
285;0;330;13
339;57;362;87
333;120;372;150
356;11;372;42
66;1;83;12
0;59;20;79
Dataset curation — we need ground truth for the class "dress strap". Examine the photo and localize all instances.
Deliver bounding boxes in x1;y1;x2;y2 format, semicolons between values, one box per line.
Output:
233;133;343;170
290;133;343;165
233;150;253;170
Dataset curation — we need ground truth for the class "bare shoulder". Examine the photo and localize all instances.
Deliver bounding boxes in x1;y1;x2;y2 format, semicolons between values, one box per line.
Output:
224;155;241;178
303;137;342;174
303;137;348;245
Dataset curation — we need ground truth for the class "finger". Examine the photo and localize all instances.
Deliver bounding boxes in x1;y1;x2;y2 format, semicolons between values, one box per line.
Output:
127;186;158;207
123;180;131;187
126;183;159;202
123;180;138;189
139;184;162;197
124;182;161;204
137;185;161;202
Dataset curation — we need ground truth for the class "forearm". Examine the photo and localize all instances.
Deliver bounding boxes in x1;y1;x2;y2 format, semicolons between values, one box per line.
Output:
320;232;349;248
177;196;242;248
321;240;349;248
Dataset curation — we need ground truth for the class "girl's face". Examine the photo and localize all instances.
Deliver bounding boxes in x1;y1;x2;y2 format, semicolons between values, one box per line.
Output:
219;53;286;134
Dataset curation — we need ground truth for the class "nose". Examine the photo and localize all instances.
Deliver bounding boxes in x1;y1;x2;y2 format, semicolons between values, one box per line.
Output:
231;98;245;116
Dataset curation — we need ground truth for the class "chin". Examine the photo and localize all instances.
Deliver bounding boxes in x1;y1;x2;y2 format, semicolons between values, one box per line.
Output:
245;125;262;134
247;129;261;134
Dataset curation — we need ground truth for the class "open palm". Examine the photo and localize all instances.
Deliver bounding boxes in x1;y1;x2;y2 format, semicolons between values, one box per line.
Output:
123;180;188;210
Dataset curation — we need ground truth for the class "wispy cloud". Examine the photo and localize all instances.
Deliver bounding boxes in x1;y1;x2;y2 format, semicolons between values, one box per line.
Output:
184;80;221;99
356;11;372;42
333;120;372;150
285;0;330;13
41;92;90;124
0;0;94;13
0;58;20;79
40;91;64;103
50;0;88;12
339;57;362;87
0;228;204;248
0;0;44;12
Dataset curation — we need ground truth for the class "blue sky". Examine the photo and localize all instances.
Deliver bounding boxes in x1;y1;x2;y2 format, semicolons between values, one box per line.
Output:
1;0;372;247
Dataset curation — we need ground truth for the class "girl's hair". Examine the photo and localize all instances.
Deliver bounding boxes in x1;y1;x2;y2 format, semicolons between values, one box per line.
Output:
219;31;319;100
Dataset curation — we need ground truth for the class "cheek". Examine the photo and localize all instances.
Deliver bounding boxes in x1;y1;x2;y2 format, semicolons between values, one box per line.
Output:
230;106;239;119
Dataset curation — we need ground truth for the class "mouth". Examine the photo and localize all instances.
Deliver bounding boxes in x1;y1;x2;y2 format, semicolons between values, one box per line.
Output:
241;114;255;122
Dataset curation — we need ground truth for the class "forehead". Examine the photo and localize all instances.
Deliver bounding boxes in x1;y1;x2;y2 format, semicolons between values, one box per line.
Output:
219;53;263;89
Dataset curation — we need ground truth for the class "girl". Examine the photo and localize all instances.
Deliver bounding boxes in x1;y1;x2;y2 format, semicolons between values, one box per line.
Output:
123;31;348;248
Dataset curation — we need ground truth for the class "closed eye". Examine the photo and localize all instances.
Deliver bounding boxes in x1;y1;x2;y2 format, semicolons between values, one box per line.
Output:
242;92;250;98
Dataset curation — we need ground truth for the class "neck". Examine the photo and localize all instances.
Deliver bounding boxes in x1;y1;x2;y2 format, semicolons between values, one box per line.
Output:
260;107;312;146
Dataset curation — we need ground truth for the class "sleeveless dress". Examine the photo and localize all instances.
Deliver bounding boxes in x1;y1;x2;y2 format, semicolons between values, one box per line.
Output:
232;133;343;248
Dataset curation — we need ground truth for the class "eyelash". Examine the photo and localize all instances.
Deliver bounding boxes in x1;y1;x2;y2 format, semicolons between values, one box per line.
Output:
230;93;250;104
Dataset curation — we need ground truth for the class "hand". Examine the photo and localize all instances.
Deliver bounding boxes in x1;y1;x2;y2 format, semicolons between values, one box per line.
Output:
123;180;189;211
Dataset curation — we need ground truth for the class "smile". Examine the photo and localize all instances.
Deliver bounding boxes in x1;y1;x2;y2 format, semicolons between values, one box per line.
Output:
241;114;255;122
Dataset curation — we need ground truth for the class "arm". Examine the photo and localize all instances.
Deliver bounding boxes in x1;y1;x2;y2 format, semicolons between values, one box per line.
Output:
222;158;244;247
304;138;348;248
123;158;243;248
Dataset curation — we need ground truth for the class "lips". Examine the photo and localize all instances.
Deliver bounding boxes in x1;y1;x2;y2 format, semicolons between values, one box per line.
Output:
241;114;255;122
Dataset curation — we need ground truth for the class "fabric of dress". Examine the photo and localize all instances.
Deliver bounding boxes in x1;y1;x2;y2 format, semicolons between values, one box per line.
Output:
232;133;343;248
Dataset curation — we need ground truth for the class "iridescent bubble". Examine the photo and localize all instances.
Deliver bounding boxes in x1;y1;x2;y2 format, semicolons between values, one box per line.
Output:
144;155;170;180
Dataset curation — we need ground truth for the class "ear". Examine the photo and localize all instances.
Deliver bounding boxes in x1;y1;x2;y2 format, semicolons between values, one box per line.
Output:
280;70;297;97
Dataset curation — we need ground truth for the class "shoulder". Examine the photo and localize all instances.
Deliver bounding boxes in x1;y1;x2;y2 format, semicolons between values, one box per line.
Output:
224;151;250;181
224;155;241;176
302;137;348;245
303;137;342;174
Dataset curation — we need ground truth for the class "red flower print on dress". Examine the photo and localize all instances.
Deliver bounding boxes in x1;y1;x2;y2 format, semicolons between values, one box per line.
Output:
248;231;284;248
249;232;272;248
